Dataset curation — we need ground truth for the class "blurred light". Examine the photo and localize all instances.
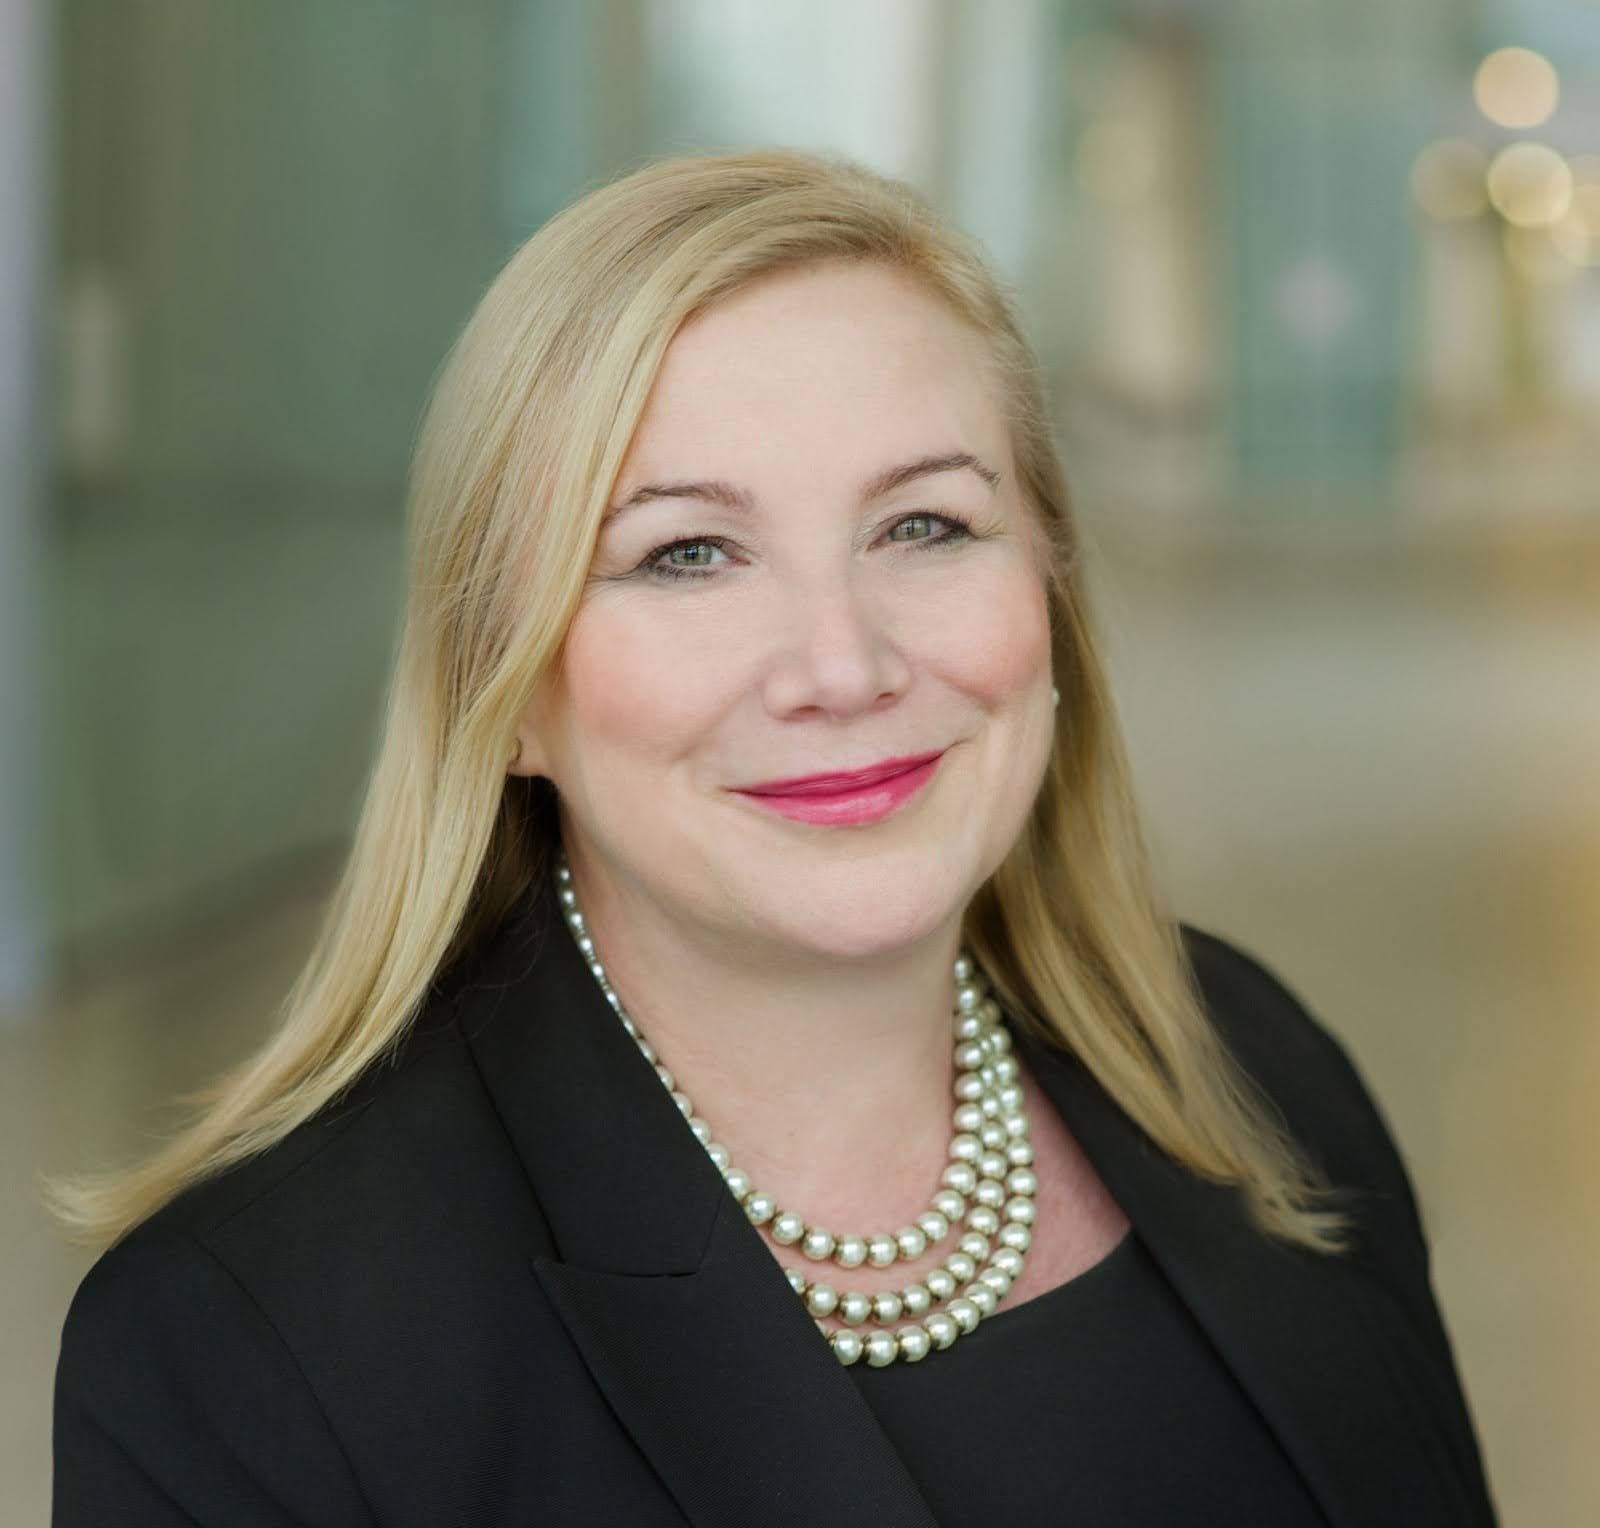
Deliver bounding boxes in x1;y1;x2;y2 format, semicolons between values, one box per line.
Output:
1474;47;1560;130
1486;142;1573;228
1550;185;1600;266
1410;139;1489;221
1502;224;1578;284
1075;115;1160;205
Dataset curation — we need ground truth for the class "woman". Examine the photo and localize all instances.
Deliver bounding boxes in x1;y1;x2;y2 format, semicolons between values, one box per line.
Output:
49;149;1498;1526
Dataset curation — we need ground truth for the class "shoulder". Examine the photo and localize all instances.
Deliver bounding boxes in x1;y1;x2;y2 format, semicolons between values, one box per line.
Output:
64;985;543;1352
1176;921;1433;1279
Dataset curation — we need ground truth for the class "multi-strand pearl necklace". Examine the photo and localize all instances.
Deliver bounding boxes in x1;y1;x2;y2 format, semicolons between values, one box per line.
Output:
554;852;1038;1367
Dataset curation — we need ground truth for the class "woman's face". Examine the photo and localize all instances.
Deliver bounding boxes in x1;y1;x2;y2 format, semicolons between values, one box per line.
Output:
513;259;1057;964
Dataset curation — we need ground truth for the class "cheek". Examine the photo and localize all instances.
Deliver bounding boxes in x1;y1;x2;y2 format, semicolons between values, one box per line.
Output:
923;562;1052;701
553;601;736;767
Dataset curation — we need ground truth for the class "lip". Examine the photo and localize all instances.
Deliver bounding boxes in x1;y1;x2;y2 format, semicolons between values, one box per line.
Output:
730;750;946;827
733;750;947;797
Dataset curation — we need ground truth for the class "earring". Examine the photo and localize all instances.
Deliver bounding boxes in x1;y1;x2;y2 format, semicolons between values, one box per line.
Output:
1051;685;1060;708
509;737;523;767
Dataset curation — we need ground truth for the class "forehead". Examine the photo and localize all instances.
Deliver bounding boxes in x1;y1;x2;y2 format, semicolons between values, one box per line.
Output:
619;262;1004;474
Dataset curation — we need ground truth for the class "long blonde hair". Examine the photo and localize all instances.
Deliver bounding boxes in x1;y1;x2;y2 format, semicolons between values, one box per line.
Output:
45;148;1356;1254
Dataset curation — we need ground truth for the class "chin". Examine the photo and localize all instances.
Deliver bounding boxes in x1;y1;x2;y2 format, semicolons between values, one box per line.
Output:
737;854;968;960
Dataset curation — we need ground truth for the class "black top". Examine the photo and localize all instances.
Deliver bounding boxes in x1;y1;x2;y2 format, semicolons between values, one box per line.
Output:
849;1225;1332;1526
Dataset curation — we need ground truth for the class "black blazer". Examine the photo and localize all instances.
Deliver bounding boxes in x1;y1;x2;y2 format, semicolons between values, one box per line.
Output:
53;875;1499;1527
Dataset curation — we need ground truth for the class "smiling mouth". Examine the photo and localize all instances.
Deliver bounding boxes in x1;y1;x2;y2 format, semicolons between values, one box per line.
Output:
733;750;947;797
729;751;947;827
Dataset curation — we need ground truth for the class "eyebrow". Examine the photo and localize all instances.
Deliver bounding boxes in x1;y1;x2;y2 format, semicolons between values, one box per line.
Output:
602;450;1001;526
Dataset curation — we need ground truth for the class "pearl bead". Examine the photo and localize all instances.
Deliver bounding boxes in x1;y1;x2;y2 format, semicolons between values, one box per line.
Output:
805;1283;839;1317
968;1205;1000;1236
688;1117;711;1144
947;1297;981;1334
954;1075;984;1102
989;1027;1012;1054
954;1041;985;1071
979;1120;1008;1149
916;1210;950;1243
635;1037;655;1063
866;1235;898;1268
942;1162;977;1195
744;1193;776;1225
900;1283;932;1316
949;1133;981;1163
801;1228;836;1261
896;1325;931;1363
1004;1196;1037;1226
956;983;983;1012
705;1142;729;1170
964;1284;998;1317
952;1103;984;1133
653;1063;674;1089
953;954;974;980
999;1222;1032;1253
864;1332;899;1367
932;1190;966;1221
992;1247;1024;1277
954;1012;983;1041
974;1178;1006;1210
839;1291;873;1326
1005;1113;1029;1139
959;1232;991;1261
978;1150;1008;1180
872;1292;903;1323
784;1267;807;1294
834;1235;868;1269
978;1268;1012;1297
924;1312;959;1349
894;1226;928;1260
724;1168;751;1199
771;1213;805;1245
670;1091;693;1116
1006;1167;1038;1197
945;1251;977;1282
994;1055;1018;1083
925;1268;957;1300
998;1083;1024;1112
1006;1140;1034;1167
832;1330;864;1365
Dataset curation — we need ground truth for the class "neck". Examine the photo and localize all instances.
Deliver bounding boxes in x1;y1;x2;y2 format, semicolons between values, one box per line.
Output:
561;851;965;1234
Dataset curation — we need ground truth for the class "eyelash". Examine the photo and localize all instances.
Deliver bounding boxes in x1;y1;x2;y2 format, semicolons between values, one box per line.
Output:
637;512;977;583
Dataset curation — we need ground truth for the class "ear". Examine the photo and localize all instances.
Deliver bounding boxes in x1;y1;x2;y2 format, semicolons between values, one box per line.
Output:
505;697;556;777
506;720;552;779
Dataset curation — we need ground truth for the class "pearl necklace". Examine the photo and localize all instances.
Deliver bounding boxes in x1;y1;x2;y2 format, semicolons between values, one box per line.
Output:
553;852;1038;1367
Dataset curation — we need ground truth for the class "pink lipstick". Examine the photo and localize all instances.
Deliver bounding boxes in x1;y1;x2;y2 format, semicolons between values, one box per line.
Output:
731;750;946;826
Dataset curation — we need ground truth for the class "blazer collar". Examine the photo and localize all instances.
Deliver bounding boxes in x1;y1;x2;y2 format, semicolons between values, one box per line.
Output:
456;874;1485;1528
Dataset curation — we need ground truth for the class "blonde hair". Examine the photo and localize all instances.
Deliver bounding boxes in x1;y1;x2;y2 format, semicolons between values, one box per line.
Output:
45;148;1356;1254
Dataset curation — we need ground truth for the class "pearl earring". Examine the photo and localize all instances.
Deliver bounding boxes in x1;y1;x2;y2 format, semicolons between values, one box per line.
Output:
1051;686;1060;708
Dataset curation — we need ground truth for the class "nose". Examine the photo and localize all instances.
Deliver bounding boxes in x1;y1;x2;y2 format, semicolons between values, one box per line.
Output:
760;575;912;719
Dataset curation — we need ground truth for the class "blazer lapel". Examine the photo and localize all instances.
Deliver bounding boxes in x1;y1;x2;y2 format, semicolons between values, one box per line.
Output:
456;875;1480;1528
1011;1022;1487;1528
457;877;940;1528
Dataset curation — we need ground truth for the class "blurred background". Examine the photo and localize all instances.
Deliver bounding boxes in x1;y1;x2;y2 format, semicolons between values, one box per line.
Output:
3;0;1597;1521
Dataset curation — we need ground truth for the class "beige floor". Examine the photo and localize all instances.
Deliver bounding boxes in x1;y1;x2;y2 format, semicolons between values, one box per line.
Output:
5;521;1597;1525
